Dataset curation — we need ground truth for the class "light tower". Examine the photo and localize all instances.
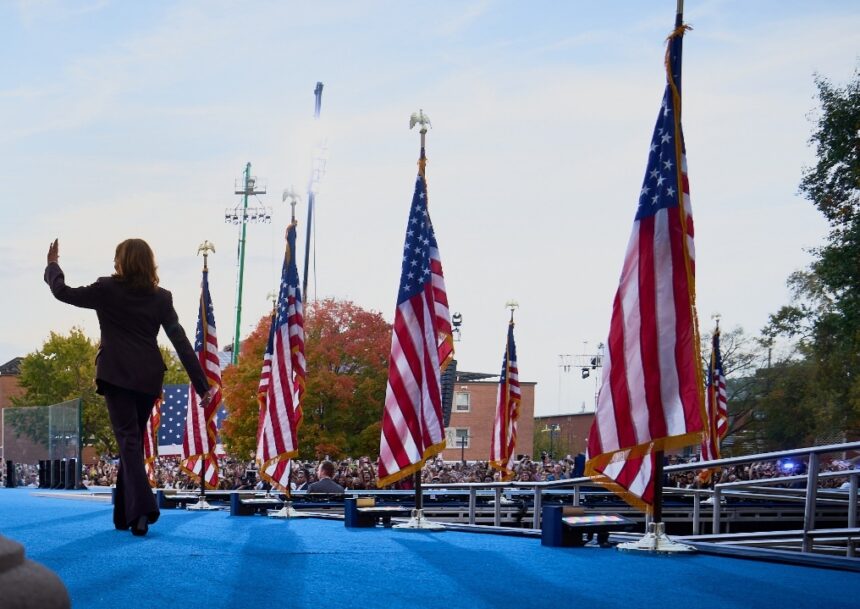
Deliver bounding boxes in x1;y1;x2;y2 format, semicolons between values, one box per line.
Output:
225;162;270;364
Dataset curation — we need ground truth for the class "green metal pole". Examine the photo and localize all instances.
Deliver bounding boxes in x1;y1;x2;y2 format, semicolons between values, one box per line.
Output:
232;162;251;365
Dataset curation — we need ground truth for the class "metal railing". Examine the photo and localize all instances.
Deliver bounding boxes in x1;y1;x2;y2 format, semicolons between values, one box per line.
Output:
414;441;860;555
153;441;860;556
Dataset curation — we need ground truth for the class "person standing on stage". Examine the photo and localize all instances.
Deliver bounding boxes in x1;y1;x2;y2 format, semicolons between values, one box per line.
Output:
44;238;215;536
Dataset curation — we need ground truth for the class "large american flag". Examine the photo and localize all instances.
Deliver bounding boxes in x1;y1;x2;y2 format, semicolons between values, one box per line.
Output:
180;268;222;489
377;147;454;488
143;397;160;487
490;318;520;480
701;323;728;468
585;26;704;513
256;221;305;491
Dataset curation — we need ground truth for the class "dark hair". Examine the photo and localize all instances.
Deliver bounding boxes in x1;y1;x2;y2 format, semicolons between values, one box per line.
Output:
319;461;335;478
113;238;159;292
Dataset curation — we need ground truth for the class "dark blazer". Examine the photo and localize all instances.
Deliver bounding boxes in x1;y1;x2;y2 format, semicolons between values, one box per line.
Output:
44;262;209;398
307;477;345;494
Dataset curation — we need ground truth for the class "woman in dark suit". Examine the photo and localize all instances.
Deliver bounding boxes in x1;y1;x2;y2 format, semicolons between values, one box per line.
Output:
44;238;214;536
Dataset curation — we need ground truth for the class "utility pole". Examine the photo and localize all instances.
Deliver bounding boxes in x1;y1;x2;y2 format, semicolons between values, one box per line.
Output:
225;162;269;364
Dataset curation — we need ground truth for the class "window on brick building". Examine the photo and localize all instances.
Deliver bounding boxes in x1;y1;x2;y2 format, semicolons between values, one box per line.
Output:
454;428;470;449
454;392;470;412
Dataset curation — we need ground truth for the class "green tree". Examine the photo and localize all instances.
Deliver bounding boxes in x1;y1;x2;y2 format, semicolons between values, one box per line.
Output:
762;65;860;444
161;345;193;385
532;426;571;460
12;328;114;453
13;329;197;455
699;325;769;454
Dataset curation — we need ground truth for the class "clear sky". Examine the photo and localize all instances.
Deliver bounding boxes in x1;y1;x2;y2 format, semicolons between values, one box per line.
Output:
1;1;858;417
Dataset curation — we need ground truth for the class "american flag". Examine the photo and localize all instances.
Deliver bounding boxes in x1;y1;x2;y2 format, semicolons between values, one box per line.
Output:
377;147;453;488
700;324;728;474
156;384;227;455
143;397;160;487
585;26;704;513
490;318;520;480
256;221;305;491
180;268;222;489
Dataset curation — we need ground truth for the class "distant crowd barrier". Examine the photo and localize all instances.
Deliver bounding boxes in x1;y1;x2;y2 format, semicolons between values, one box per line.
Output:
1;399;82;489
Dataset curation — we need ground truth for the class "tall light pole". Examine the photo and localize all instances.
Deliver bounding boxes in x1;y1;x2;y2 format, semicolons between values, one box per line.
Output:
542;423;560;459
458;433;471;464
573;343;604;411
225;162;269;364
303;82;326;302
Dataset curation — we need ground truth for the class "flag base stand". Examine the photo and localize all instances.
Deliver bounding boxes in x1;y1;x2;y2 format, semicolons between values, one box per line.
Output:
393;509;445;531
186;498;219;511
268;502;306;519
617;522;695;554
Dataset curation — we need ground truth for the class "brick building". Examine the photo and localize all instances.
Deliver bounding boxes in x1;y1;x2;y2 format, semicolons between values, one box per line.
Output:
533;411;701;461
533;412;594;459
0;357;24;409
441;371;535;462
0;357;25;460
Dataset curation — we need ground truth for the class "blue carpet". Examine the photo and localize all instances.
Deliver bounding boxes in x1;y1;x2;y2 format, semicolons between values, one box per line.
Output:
0;489;856;609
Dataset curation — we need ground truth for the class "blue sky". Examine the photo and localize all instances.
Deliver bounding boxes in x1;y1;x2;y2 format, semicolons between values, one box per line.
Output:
1;1;858;416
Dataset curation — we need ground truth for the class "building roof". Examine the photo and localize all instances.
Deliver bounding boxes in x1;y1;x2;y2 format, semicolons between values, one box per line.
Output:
454;370;536;385
534;412;595;419
455;371;497;382
0;357;22;375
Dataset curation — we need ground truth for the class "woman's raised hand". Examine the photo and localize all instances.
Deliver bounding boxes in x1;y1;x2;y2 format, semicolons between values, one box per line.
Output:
47;239;59;265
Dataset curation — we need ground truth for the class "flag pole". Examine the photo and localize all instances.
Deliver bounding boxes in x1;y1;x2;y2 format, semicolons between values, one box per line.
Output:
269;193;307;519
646;0;688;540
188;241;219;511
651;0;685;528
393;109;444;531
617;0;695;553
651;0;683;534
415;111;427;517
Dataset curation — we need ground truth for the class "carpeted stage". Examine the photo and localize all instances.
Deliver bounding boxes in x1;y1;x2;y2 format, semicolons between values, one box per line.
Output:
0;488;856;609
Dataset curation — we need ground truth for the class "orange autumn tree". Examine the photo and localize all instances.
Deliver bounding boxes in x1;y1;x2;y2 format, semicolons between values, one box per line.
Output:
220;298;391;461
220;316;270;458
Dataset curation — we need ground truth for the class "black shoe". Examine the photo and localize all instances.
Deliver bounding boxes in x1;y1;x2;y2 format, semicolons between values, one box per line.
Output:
115;522;130;531
131;515;148;537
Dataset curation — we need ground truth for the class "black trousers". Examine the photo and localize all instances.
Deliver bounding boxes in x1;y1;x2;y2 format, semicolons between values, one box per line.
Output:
103;384;159;529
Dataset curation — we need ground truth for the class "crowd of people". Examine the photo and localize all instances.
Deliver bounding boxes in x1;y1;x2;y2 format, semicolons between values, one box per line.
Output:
69;452;858;492
665;454;857;490
2;452;856;492
72;453;586;491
